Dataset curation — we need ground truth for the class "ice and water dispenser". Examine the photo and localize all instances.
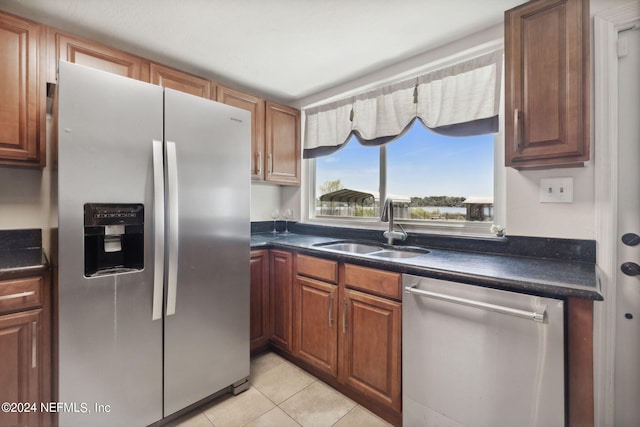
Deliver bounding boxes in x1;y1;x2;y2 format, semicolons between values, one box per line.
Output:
84;204;144;277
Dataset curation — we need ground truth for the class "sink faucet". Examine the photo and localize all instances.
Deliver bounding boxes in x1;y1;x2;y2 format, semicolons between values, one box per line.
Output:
381;198;407;245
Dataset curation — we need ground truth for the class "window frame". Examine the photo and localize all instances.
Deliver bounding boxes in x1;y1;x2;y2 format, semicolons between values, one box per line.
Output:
305;135;502;236
301;47;506;237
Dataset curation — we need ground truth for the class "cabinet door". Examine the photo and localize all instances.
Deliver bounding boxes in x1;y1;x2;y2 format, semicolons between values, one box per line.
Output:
55;32;148;81
504;0;589;167
270;250;293;351
250;250;270;352
0;309;42;427
0;12;45;167
265;102;300;185
340;289;401;412
293;276;338;376
217;85;265;181
150;63;212;98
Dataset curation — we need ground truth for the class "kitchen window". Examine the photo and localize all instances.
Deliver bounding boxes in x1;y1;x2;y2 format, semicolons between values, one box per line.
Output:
304;49;503;234
309;121;495;227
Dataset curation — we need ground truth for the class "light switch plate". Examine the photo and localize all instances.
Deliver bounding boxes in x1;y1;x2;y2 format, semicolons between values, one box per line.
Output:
539;177;574;203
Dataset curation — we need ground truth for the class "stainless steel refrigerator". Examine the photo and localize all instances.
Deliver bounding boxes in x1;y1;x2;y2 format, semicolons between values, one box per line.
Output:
57;61;250;427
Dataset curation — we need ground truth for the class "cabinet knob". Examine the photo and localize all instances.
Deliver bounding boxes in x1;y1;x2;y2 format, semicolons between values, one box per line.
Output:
621;262;640;277
622;233;640;247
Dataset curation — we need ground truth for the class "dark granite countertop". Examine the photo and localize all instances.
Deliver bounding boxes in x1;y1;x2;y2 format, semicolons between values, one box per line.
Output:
251;231;601;301
0;229;50;279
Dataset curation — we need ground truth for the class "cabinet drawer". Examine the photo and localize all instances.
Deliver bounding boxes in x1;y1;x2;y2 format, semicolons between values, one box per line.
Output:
296;254;338;284
0;276;43;314
344;264;401;300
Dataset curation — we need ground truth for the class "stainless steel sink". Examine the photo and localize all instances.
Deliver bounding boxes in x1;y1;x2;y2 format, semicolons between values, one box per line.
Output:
368;248;428;259
313;241;428;258
314;241;385;254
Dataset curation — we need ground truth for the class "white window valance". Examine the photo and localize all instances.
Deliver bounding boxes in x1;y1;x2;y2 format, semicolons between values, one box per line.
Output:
304;50;503;158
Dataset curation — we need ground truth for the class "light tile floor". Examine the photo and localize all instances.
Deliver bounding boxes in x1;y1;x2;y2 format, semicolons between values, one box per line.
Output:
166;352;392;427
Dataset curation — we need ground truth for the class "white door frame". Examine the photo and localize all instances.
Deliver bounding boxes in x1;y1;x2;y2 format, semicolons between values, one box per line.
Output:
593;2;640;426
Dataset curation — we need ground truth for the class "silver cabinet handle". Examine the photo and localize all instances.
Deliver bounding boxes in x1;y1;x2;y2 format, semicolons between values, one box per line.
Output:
166;141;179;316
32;321;37;368
342;298;348;333
0;291;35;301
404;285;546;323
257;151;262;176
152;140;165;321
328;294;334;327
514;108;520;152
267;152;273;175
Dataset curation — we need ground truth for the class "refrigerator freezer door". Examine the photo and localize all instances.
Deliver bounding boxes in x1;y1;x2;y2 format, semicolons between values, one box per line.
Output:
57;62;164;426
163;89;251;416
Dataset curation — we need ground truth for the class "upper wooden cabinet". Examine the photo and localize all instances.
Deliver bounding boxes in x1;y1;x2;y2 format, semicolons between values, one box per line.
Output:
0;12;45;167
150;62;213;98
265;102;301;185
216;85;265;180
504;0;589;168
0;10;302;175
217;90;301;185
52;32;148;82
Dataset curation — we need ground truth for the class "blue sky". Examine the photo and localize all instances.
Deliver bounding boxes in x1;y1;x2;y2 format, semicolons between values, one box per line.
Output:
316;122;494;199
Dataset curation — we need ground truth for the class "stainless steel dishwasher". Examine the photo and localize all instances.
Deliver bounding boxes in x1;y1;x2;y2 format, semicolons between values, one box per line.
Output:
402;274;565;427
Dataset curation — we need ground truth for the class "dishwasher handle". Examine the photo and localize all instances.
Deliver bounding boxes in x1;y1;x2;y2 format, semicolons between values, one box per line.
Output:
404;285;546;323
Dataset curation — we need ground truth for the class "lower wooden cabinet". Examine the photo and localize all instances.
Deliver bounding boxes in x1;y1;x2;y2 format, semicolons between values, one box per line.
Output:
0;273;51;427
340;288;402;412
269;250;294;351
250;250;270;353
291;254;402;421
251;250;402;423
293;275;339;377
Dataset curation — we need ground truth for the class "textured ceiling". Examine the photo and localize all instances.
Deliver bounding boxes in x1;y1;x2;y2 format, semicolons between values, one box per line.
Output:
1;0;525;103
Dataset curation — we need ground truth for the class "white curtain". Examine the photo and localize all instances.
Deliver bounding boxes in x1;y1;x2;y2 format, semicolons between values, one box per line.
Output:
304;50;502;158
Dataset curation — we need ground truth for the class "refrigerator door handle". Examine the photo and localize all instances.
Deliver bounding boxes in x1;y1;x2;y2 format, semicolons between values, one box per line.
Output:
166;141;179;316
152;140;165;321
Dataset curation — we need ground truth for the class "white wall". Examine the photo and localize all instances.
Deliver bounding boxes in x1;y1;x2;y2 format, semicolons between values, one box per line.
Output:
506;166;595;239
0;116;54;251
250;184;281;221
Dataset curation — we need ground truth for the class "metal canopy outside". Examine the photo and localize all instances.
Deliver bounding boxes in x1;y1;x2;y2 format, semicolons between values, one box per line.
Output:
318;189;375;217
319;189;375;204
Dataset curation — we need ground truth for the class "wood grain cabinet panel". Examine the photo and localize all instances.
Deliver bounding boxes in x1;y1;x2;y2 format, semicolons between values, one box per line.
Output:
0;310;42;427
54;32;148;82
340;288;402;413
250;250;270;353
216;85;265;181
0;12;45;167
150;63;213;98
265;102;300;185
296;254;338;284
293;276;338;376
344;264;401;300
0;273;51;427
270;250;294;351
504;0;589;167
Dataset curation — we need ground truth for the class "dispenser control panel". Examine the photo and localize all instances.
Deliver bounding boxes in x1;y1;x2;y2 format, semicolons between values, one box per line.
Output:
84;203;144;277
